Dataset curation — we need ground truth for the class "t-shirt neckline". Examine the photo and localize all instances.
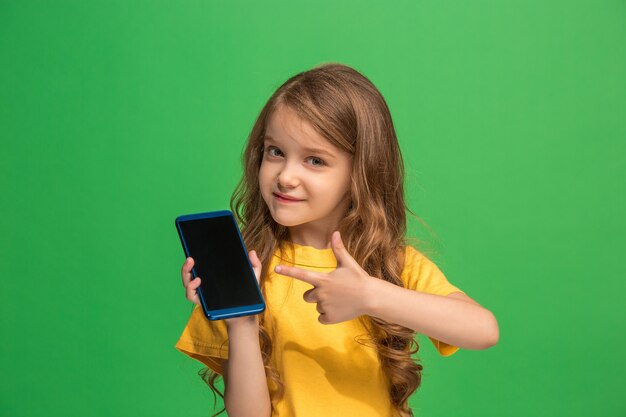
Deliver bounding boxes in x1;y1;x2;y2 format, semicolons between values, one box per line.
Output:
275;241;337;269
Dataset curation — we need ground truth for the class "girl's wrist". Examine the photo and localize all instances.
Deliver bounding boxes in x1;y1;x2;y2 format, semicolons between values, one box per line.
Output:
362;276;386;317
226;314;260;333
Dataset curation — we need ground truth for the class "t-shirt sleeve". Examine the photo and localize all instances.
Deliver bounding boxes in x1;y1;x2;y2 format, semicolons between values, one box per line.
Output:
401;246;465;357
174;304;229;374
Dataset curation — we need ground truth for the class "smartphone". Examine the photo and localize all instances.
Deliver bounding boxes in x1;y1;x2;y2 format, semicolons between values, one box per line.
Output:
175;210;265;320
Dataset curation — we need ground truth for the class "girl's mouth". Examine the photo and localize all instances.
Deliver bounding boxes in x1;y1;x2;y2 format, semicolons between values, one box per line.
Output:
273;193;303;203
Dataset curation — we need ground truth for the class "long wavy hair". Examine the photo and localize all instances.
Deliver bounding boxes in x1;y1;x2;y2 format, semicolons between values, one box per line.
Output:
201;63;426;417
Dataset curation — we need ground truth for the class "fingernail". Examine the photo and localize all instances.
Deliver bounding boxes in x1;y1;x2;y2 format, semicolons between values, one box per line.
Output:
275;266;282;273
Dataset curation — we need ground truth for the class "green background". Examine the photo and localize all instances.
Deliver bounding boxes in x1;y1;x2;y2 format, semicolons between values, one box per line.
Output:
1;1;624;416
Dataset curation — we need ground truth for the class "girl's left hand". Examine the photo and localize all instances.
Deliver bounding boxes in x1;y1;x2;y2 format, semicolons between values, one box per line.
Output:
274;231;376;324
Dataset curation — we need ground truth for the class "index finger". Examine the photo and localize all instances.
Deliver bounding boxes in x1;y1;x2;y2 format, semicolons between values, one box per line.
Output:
181;257;194;286
275;265;323;287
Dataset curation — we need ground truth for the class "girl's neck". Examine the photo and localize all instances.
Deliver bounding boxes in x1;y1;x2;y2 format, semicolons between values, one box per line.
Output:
287;226;333;250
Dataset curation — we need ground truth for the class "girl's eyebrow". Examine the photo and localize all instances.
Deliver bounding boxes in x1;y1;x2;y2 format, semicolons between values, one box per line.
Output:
263;135;336;159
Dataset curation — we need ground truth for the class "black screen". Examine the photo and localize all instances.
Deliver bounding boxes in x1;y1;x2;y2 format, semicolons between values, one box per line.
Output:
178;215;262;311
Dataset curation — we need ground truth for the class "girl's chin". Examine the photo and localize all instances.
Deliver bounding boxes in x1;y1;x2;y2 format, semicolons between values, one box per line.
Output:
273;219;303;228
269;213;306;228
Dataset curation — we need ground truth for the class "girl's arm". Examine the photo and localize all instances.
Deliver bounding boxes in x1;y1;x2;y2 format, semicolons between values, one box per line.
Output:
363;281;499;350
274;231;499;351
182;253;270;417
222;316;271;417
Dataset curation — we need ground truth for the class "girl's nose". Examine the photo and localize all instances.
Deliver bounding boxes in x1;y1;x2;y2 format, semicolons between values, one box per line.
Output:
277;164;300;188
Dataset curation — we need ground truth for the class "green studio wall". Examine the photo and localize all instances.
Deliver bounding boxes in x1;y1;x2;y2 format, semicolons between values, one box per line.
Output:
1;1;624;416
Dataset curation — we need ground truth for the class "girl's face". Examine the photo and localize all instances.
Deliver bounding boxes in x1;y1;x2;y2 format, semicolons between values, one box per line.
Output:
259;105;353;248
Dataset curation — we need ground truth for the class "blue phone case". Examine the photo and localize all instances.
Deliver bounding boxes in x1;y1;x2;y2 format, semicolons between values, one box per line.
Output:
175;210;265;320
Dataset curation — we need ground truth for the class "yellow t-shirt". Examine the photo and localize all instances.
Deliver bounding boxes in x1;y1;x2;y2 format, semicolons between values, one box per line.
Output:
175;243;464;417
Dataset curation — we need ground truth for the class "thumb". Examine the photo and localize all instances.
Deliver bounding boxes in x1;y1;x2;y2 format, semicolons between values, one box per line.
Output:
331;231;353;267
249;250;263;283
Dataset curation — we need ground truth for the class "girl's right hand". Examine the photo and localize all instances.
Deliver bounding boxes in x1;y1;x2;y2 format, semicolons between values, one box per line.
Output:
181;256;202;306
181;250;263;308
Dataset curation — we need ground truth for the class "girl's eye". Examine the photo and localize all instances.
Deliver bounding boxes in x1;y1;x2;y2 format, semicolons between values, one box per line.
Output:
307;157;325;167
266;147;283;157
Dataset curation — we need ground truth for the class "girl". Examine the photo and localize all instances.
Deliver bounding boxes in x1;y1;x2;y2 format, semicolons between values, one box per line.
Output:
176;63;499;417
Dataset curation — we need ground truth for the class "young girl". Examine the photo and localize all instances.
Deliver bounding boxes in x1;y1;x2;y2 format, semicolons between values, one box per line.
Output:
176;63;499;417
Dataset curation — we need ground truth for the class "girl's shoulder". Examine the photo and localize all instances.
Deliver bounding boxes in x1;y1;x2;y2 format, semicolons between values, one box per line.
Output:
402;244;433;267
400;244;439;278
401;245;462;296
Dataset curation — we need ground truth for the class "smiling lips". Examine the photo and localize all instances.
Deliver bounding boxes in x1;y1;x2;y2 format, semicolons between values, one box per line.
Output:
273;192;303;203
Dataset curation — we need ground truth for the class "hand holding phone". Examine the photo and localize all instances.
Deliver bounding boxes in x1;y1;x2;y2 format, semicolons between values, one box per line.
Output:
176;210;266;320
181;250;263;307
181;252;264;327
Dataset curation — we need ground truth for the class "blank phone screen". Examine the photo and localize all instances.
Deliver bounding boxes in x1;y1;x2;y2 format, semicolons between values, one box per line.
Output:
178;215;262;311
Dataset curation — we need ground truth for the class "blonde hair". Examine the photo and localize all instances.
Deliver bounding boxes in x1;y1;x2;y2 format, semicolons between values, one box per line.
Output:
203;63;425;417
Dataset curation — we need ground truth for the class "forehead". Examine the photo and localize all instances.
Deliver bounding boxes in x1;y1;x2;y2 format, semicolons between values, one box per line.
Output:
264;105;333;152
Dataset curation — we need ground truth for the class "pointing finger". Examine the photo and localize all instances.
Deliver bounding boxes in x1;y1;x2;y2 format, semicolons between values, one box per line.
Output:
275;265;323;287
